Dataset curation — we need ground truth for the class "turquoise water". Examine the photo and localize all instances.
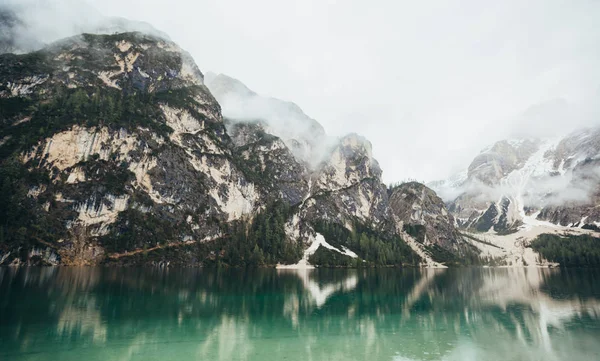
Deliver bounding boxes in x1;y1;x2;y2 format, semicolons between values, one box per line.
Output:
1;267;599;361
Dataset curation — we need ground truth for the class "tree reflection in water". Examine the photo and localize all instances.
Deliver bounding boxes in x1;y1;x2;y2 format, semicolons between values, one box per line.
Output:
0;267;599;361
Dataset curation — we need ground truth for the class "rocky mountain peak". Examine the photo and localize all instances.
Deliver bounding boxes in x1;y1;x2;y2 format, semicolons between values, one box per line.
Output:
314;133;380;190
205;72;254;98
433;125;600;235
468;138;540;185
388;182;472;259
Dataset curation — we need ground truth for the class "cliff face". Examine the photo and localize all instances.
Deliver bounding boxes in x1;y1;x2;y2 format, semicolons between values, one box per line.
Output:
0;32;261;265
536;157;600;228
388;182;478;266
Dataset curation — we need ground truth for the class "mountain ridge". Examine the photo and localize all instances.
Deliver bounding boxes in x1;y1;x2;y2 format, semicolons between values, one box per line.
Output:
1;25;597;268
0;32;442;268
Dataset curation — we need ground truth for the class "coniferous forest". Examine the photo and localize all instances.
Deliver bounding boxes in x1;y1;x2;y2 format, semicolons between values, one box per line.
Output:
530;234;600;267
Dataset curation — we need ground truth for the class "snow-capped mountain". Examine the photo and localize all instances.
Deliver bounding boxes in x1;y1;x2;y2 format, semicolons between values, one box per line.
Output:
432;127;600;233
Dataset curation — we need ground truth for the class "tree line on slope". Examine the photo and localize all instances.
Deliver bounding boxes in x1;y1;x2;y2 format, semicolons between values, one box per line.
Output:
530;233;600;267
215;201;304;267
311;220;421;267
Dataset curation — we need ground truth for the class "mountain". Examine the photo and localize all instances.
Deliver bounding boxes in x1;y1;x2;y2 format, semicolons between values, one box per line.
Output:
207;72;480;267
0;32;244;265
0;31;436;267
433;128;600;234
388;182;479;267
428;128;600;266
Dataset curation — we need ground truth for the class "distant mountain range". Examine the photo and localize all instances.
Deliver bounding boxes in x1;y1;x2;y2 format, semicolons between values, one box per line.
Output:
431;128;600;233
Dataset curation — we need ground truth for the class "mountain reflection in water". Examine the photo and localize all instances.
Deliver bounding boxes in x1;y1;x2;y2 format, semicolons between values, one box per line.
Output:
0;267;599;361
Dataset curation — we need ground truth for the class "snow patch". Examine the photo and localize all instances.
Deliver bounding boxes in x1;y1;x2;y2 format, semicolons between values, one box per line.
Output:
464;220;600;267
277;232;358;269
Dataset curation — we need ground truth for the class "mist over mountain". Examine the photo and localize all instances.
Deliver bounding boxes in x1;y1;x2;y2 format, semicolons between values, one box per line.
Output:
205;72;334;168
1;4;600;361
0;0;168;54
0;1;599;270
6;0;600;183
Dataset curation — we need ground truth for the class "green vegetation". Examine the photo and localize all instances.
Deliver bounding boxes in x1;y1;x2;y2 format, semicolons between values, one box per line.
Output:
530;233;600;267
0;52;53;82
313;220;421;267
422;244;462;266
582;224;600;232
0;157;70;249
227;123;288;192
111;200;304;267
0;86;178;158
214;201;303;267
403;224;426;243
308;247;362;267
101;208;184;253
76;159;135;196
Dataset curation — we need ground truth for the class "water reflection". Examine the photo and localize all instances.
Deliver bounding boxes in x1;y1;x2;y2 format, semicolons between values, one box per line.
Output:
1;267;599;361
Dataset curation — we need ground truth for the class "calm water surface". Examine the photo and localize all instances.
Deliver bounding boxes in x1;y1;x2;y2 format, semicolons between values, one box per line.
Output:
1;267;599;361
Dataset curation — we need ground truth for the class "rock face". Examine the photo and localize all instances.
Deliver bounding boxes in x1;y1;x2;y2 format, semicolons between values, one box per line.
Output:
536;157;600;228
310;134;389;224
433;127;600;234
0;32;428;267
388;182;477;265
226;120;310;206
0;32;260;265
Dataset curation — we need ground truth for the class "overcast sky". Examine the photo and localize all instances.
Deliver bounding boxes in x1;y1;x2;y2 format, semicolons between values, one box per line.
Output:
6;0;600;182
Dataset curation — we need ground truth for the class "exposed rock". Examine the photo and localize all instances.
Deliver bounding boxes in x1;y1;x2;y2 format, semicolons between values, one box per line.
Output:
388;182;477;264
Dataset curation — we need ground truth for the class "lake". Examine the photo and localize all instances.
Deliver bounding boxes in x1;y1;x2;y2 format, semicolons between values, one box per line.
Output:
1;267;599;361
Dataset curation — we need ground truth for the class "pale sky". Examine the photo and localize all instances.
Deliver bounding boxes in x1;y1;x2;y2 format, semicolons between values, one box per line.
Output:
4;0;600;182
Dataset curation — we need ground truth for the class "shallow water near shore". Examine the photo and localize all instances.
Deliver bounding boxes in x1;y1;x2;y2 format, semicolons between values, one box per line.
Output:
1;267;599;361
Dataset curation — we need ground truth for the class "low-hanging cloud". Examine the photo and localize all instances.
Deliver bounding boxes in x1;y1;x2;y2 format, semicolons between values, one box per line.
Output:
205;73;341;168
0;0;168;54
436;160;600;210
